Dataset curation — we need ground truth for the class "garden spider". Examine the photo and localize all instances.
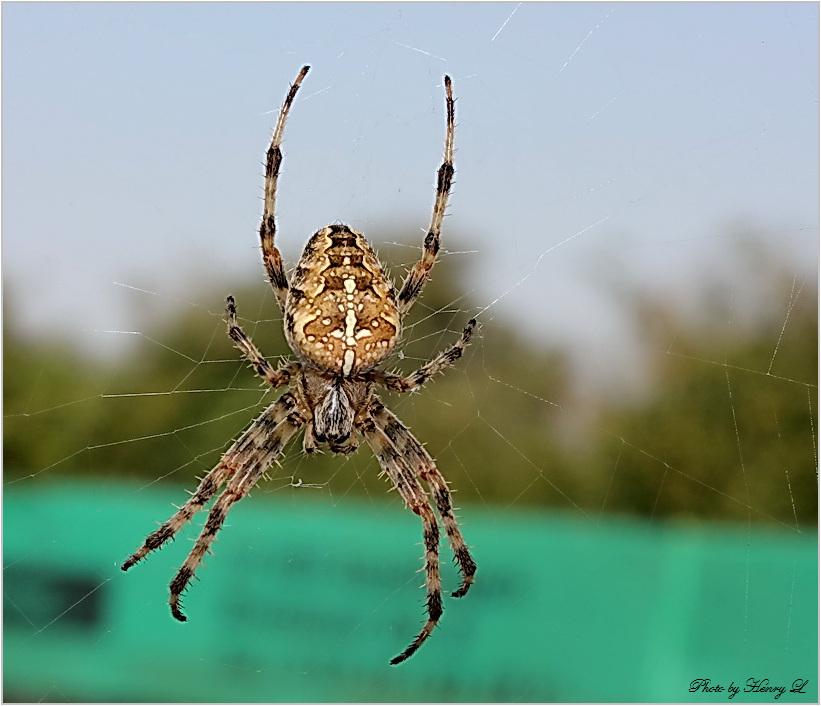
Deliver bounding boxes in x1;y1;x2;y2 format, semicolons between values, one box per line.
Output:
122;66;477;665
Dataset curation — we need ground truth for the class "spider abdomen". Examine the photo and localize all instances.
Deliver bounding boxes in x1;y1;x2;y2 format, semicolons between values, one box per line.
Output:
285;224;400;376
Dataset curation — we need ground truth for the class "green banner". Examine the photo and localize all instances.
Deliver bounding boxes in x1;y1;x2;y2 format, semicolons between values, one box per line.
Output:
4;482;817;702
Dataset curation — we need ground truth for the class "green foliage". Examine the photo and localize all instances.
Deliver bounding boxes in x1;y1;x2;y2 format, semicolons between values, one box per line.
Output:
4;241;816;527
596;275;818;525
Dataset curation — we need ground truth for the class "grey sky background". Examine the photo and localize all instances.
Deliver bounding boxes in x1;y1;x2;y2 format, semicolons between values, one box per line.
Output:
3;2;818;391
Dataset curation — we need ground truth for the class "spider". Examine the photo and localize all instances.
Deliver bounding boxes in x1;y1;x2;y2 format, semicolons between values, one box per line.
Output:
122;66;477;665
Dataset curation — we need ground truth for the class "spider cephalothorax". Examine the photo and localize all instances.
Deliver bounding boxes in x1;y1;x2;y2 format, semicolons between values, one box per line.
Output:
123;66;476;665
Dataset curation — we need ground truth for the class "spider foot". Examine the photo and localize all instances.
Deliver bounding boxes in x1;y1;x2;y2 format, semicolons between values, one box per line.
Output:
170;599;188;623
169;597;189;623
226;296;242;336
122;522;177;572
390;618;437;665
390;590;442;665
451;561;477;598
122;545;158;572
169;566;194;622
121;554;140;572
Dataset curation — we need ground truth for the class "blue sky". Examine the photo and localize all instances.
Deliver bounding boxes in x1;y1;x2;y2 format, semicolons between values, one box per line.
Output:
3;2;818;388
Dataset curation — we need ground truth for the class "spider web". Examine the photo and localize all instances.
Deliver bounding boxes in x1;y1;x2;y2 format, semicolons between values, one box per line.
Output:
4;4;818;702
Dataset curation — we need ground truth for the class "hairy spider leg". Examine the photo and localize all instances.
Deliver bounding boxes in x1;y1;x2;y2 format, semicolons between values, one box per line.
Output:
357;415;444;665
121;394;299;572
369;402;476;598
261;65;310;309
365;317;476;392
396;75;455;317
227;296;301;387
168;403;306;620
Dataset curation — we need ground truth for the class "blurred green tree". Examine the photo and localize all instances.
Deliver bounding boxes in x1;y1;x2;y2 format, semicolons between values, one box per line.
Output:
3;235;816;526
595;268;817;525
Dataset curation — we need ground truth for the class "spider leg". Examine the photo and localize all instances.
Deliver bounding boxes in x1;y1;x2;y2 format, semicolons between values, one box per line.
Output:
396;76;455;317
260;65;310;309
369;401;476;598
226;296;300;387
366;317;476;393
167;399;306;621
357;414;443;665
122;394;298;571
123;395;305;619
